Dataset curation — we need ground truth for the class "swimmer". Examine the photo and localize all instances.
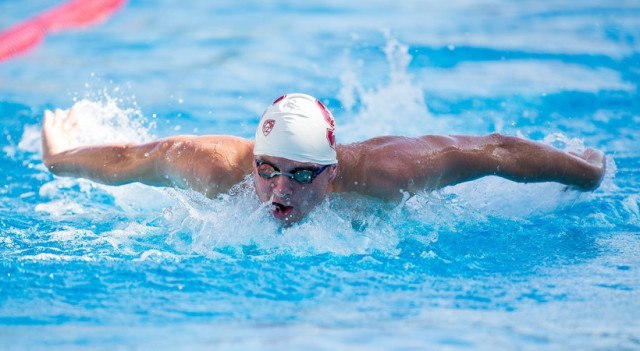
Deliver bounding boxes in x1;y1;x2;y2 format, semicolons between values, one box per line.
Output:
41;93;606;225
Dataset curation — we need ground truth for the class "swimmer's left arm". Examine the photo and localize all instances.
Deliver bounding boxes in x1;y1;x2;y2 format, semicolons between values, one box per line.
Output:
338;133;605;201
43;139;174;187
43;134;254;196
41;108;173;186
42;109;254;196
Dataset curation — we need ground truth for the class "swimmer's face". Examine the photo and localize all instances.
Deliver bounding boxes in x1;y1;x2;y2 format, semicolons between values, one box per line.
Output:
253;155;337;225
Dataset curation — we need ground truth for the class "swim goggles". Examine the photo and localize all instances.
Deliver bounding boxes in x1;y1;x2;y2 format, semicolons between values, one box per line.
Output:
256;160;330;184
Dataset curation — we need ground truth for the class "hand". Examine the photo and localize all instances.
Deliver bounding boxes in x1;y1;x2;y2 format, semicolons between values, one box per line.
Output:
42;108;80;163
569;147;606;190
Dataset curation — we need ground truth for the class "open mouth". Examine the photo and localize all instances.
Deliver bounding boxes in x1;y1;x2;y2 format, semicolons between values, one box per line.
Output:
272;201;294;220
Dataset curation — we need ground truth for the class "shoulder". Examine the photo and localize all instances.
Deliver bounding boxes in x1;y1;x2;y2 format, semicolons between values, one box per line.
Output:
156;135;253;162
332;138;420;198
332;136;452;199
158;135;253;151
155;135;254;188
335;136;428;171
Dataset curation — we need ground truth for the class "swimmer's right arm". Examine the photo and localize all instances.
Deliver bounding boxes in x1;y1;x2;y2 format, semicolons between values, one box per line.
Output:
337;133;606;201
42;109;254;197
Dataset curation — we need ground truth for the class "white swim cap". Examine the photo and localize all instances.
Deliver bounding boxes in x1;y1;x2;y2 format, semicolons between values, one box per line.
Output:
254;93;337;165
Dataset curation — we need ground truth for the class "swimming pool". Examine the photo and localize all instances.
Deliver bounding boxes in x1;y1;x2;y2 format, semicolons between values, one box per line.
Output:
1;0;639;349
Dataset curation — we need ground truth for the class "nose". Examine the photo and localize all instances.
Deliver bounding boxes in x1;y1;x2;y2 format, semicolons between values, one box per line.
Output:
271;174;293;198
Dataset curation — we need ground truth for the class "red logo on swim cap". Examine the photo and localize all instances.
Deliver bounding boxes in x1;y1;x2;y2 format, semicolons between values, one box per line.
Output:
327;129;336;149
272;95;287;105
316;99;335;129
263;119;275;136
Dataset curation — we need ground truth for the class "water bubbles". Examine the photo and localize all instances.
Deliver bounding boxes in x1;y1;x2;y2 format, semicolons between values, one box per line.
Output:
420;250;436;259
542;133;585;152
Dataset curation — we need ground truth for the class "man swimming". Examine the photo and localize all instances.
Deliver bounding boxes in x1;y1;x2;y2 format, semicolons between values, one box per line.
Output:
42;93;606;225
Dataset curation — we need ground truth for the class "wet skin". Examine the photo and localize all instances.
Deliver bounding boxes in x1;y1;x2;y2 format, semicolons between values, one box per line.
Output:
42;109;607;226
253;155;337;225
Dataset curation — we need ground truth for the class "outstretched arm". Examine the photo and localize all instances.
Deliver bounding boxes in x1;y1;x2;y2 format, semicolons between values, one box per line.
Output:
336;133;606;200
42;109;254;198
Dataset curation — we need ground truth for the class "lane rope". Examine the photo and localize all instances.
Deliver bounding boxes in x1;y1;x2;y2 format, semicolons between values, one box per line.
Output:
0;0;126;62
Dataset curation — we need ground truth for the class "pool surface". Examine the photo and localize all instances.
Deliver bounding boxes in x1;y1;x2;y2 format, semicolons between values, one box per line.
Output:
1;1;639;350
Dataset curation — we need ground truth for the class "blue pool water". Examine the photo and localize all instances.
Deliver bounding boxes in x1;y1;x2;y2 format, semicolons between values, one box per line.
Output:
1;1;639;349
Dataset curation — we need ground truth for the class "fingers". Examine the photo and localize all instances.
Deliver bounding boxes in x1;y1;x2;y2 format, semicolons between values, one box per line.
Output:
62;106;79;130
47;107;80;132
569;148;605;167
42;110;53;145
583;148;605;168
41;106;83;158
43;110;54;128
42;110;54;156
52;108;64;128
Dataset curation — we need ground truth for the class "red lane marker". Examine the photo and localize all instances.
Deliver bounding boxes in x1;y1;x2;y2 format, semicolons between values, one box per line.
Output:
0;20;48;62
0;0;126;62
40;0;126;31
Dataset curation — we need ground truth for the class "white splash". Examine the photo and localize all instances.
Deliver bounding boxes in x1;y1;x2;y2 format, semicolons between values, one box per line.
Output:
17;124;42;154
60;98;155;145
338;33;449;142
157;177;402;258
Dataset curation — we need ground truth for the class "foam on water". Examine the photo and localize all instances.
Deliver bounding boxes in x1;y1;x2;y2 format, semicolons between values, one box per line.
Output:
159;180;406;258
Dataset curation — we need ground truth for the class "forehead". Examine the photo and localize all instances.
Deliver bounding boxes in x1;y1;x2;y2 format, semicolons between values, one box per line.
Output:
254;155;321;169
